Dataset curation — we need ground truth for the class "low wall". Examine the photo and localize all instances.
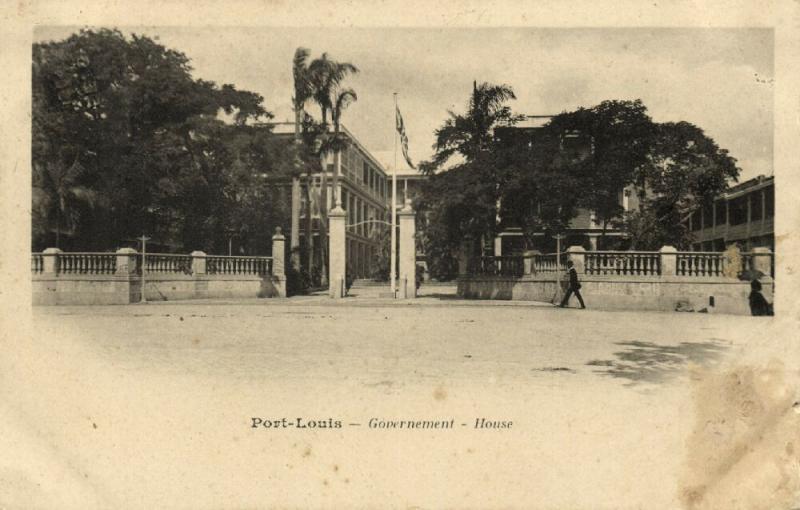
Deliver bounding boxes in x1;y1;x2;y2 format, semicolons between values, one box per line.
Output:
458;273;772;316
33;273;286;305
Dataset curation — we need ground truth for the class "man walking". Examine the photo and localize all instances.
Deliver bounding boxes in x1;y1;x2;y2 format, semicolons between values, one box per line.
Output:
559;260;586;309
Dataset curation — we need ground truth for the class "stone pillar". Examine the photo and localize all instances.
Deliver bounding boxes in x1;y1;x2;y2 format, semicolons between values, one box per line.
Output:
457;237;473;276
566;245;586;273
191;251;207;275
271;228;287;297
588;235;598;251
493;236;503;256
659;245;677;276
115;248;137;275
42;247;61;274
398;199;416;298
328;205;346;299
523;250;540;275
751;247;773;277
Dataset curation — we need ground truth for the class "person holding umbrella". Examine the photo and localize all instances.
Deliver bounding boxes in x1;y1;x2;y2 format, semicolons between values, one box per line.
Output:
559;260;586;309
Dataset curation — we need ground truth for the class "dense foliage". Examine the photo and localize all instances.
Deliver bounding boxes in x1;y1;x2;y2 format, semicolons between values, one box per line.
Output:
32;29;292;254
416;88;740;274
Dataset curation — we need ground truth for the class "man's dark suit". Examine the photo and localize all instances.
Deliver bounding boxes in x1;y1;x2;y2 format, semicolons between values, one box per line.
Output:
560;266;586;308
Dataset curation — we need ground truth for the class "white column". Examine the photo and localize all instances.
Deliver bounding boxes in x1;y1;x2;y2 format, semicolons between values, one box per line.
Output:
398;199;416;298
659;245;677;276
272;228;286;297
190;251;207;275
42;247;61;274
328;205;347;298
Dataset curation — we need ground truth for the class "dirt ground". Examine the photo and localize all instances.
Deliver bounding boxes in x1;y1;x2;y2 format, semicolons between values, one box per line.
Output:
1;298;797;509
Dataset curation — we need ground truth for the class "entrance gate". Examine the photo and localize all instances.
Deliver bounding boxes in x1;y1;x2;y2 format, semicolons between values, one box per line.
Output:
327;199;416;299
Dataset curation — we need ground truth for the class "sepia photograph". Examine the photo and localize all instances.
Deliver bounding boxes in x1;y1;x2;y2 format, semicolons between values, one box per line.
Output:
2;2;799;508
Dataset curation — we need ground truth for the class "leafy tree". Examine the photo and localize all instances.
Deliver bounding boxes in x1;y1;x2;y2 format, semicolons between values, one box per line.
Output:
32;153;97;249
32;28;276;252
624;121;740;249
291;47;312;268
496;140;581;248
418;92;739;265
417;82;520;261
545;100;655;246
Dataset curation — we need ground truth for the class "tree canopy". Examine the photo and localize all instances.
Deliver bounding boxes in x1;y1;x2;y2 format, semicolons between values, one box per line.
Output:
32;28;291;254
416;89;741;274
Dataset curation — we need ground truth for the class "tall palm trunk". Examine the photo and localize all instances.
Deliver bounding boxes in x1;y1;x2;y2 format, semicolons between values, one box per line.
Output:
317;110;330;286
304;166;315;276
291;108;302;270
318;151;329;286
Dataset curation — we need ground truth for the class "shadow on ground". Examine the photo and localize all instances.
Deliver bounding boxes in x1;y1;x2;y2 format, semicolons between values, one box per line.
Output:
421;293;462;300
587;340;729;386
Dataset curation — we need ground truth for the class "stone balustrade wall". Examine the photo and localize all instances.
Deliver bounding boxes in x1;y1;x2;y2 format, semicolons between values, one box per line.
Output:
32;229;286;305
459;245;775;316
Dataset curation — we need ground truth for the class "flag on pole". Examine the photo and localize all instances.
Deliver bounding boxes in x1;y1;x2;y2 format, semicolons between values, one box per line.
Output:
395;105;415;169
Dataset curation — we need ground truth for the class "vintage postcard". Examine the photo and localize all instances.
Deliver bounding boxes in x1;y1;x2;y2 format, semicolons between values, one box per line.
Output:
1;1;799;508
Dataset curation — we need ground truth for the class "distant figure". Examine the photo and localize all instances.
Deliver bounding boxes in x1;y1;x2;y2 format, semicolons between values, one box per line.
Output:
559;260;586;309
345;266;354;296
748;279;773;316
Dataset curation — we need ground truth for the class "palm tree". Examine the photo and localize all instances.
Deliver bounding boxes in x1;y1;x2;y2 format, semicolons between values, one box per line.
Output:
420;81;519;256
330;88;357;208
291;47;312;270
306;53;358;283
423;81;518;171
308;53;358;209
32;153;96;248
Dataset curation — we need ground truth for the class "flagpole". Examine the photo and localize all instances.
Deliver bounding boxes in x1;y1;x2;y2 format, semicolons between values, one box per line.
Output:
390;93;398;298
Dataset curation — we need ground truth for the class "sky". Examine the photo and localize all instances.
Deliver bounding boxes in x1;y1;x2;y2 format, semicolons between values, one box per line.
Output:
35;26;774;180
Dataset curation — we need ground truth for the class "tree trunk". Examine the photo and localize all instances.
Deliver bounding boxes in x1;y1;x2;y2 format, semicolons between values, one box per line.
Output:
55;206;61;248
318;151;329;286
290;176;301;270
291;107;302;270
304;170;314;275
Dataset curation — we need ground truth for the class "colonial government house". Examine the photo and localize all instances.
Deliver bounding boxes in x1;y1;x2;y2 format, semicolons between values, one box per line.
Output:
268;122;393;279
263;115;772;279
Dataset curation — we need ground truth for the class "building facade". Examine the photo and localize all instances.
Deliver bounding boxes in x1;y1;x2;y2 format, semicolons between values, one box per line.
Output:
687;174;774;252
269;123;392;280
492;116;636;255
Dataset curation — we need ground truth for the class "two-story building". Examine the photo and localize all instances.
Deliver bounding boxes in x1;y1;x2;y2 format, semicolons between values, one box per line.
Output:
268;122;391;280
687;174;774;252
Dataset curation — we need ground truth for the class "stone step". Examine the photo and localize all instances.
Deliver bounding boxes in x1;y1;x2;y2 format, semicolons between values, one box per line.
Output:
350;279;390;287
